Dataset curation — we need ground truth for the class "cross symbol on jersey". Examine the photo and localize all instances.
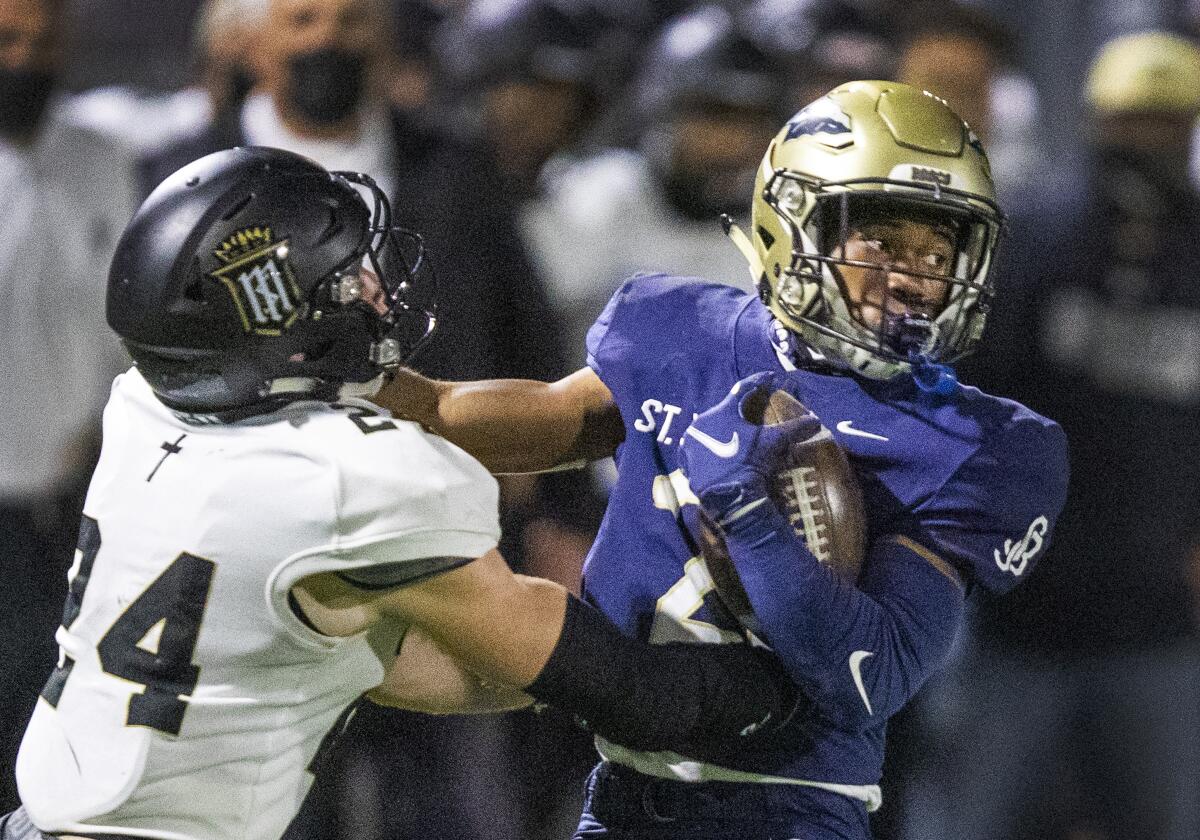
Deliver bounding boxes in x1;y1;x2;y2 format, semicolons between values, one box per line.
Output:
146;434;187;483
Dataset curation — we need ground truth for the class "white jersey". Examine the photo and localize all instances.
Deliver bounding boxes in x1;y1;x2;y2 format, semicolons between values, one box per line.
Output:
16;370;500;840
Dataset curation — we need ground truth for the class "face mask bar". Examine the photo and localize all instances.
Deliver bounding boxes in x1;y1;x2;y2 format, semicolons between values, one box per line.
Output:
331;171;439;368
764;170;1003;365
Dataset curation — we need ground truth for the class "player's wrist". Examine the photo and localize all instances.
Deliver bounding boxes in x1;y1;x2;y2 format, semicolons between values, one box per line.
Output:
696;481;771;528
719;495;795;544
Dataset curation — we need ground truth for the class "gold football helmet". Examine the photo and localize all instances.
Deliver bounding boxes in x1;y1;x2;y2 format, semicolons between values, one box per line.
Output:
726;80;1005;379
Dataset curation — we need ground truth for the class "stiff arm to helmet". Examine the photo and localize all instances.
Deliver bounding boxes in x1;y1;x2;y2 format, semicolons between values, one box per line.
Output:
726;80;1005;379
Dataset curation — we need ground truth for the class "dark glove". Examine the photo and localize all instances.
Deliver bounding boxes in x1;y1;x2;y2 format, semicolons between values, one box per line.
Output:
679;371;818;526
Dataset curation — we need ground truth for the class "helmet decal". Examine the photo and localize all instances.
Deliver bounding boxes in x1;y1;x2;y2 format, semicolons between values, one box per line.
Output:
784;97;853;147
210;226;302;336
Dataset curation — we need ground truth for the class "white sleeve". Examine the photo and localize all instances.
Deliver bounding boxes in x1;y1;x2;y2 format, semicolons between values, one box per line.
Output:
270;418;501;599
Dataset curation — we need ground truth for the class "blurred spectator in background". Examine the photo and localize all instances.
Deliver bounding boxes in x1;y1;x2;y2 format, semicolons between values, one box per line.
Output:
436;0;645;199
65;0;257;155
0;0;137;813
521;3;787;366
383;0;447;118
898;29;1200;840
741;0;895;111
894;0;1045;198
140;1;598;838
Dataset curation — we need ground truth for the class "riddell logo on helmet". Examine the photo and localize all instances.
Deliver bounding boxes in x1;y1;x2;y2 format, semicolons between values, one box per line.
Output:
911;167;952;187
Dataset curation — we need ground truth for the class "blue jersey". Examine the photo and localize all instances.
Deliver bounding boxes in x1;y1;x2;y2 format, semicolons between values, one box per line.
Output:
581;275;1068;835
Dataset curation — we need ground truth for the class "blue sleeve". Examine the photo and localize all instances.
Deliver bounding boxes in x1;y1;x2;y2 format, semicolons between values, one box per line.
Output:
914;412;1069;594
721;510;965;733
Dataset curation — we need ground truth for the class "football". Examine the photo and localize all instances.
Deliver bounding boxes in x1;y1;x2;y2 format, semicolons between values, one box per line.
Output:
698;389;866;635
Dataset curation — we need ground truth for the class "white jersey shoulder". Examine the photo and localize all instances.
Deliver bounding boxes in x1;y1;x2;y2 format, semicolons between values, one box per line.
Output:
16;370;500;840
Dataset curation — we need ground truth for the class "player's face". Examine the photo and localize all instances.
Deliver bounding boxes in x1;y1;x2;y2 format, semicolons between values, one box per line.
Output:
833;217;955;330
0;0;60;72
358;264;389;316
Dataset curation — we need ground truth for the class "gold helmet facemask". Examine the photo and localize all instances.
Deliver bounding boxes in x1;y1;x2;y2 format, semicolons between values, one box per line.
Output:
727;80;1006;380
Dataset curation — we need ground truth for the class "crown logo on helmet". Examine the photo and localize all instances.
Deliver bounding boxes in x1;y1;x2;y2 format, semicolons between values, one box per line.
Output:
215;227;275;264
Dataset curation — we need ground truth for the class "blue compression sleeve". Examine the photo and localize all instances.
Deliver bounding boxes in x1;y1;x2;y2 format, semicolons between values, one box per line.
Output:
722;507;965;732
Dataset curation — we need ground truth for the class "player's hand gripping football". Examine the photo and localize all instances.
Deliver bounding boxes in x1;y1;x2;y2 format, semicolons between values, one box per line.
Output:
679;371;819;528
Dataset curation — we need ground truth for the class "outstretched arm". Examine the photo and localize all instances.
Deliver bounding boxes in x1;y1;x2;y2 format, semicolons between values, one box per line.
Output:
372;367;623;473
294;550;797;756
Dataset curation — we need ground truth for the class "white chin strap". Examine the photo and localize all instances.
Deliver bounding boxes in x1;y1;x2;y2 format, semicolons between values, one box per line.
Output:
723;218;766;285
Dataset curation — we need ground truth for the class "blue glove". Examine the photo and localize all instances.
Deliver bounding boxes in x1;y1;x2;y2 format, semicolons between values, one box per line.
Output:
679;371;819;527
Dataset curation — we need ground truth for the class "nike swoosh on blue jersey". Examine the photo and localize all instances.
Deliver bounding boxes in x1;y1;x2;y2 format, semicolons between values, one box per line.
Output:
836;421;889;442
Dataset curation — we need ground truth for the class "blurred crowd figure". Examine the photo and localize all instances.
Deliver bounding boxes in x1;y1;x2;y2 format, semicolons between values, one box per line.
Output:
3;0;1200;838
892;0;1045;200
0;0;137;813
65;0;257;154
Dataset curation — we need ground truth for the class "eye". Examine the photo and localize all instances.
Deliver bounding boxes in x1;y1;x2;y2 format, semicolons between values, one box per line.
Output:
923;252;951;273
864;238;892;258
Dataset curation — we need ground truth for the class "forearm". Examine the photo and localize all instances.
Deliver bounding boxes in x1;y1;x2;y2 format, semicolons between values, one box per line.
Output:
373;368;620;473
381;555;795;755
368;625;533;714
721;509;963;731
524;594;798;756
434;378;588;472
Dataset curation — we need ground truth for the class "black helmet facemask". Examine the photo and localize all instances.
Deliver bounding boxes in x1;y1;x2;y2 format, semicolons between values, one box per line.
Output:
281;171;437;391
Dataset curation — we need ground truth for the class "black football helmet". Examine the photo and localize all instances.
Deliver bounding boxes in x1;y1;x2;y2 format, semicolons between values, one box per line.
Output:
107;147;435;417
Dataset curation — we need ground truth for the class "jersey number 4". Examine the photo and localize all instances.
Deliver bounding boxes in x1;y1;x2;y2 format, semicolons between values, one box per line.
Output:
41;515;216;736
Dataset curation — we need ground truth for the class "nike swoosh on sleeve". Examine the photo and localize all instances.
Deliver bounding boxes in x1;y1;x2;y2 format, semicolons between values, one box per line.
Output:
849;650;875;715
684;426;739;458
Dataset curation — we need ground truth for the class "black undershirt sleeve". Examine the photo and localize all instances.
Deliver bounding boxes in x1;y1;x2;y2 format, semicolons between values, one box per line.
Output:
524;594;802;758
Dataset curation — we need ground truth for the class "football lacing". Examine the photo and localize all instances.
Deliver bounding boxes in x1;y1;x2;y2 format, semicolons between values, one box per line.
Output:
776;465;832;564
